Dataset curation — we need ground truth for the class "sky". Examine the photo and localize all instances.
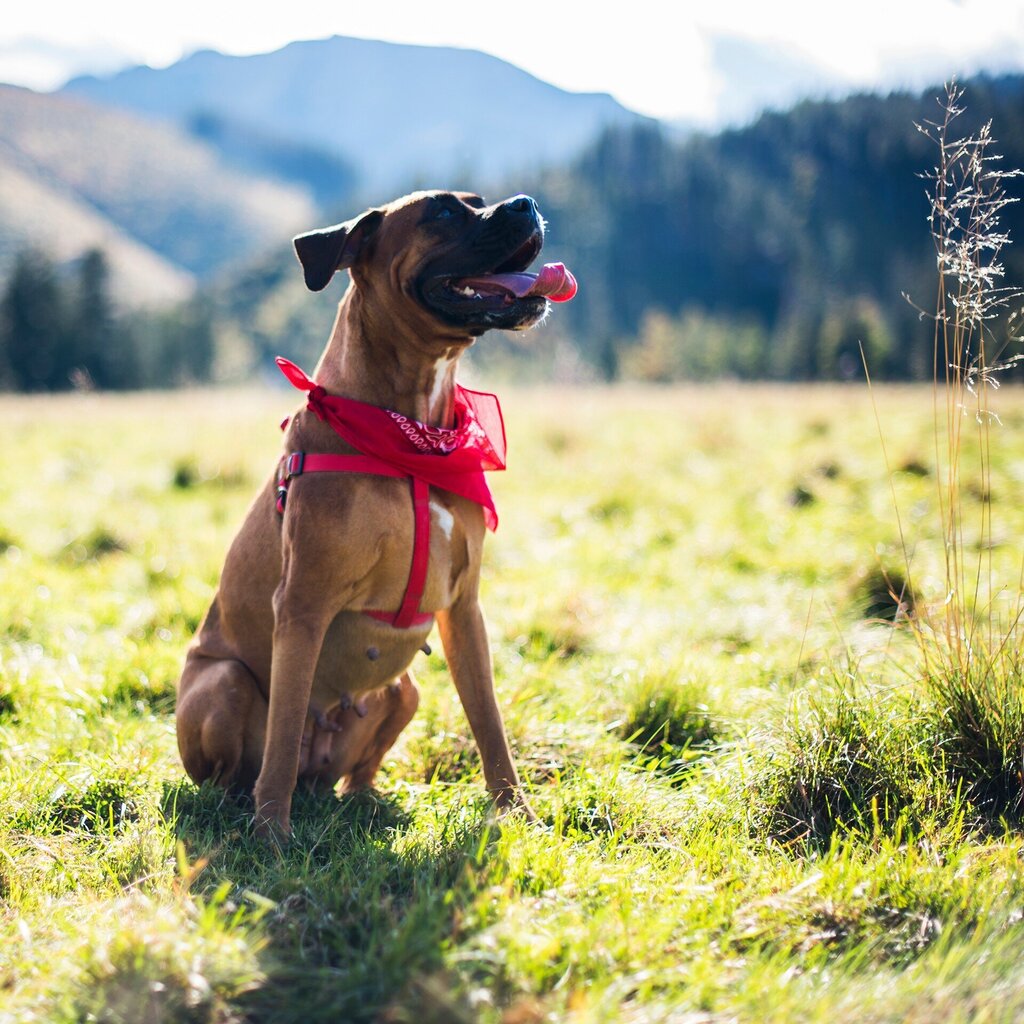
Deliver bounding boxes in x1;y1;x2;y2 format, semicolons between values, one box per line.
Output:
1;0;1023;124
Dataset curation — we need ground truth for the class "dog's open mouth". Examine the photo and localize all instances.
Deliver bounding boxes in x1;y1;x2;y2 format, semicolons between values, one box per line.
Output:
446;261;577;305
422;232;577;329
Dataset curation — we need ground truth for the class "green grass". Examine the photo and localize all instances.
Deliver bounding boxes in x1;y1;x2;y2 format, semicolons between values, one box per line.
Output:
3;383;1024;1022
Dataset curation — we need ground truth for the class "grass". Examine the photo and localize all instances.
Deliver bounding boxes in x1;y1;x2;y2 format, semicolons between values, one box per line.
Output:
2;382;1024;1021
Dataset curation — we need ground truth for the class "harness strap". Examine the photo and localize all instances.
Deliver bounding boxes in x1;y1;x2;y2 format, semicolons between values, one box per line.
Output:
301;453;407;478
276;451;434;629
393;476;431;628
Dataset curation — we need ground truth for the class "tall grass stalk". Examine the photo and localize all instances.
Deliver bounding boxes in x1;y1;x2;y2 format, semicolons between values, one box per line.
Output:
873;83;1024;824
916;82;1023;664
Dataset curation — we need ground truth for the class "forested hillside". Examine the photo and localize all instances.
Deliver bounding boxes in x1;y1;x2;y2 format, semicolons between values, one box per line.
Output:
204;74;1024;384
531;74;1024;380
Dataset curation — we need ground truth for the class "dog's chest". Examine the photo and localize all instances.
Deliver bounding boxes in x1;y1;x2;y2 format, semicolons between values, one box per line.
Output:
299;478;478;697
361;482;473;612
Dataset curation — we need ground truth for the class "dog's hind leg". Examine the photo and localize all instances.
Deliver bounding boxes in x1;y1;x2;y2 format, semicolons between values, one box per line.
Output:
176;656;267;792
303;673;420;792
344;672;420;791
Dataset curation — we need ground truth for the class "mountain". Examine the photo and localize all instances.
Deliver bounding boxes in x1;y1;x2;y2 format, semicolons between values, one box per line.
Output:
702;33;1024;129
62;35;651;195
705;33;847;124
0;85;316;304
0;36;134;92
184;110;358;211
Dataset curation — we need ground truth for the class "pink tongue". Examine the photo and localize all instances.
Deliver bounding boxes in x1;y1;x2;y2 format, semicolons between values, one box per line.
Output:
456;262;578;302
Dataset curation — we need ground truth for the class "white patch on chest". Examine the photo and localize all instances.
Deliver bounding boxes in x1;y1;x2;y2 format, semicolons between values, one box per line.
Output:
428;356;456;420
431;499;454;540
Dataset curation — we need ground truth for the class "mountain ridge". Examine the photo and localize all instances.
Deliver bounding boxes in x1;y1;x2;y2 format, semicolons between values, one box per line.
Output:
62;34;651;194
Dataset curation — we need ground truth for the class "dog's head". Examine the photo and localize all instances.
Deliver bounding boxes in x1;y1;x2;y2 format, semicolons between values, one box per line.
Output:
293;191;575;337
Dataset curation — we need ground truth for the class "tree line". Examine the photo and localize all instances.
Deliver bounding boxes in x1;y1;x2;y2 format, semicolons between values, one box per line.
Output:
0;249;215;391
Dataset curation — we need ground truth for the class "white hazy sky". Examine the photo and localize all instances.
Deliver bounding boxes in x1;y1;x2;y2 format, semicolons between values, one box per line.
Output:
1;0;1023;122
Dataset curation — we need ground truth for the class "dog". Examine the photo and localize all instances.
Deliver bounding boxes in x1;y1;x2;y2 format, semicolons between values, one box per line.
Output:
175;190;576;840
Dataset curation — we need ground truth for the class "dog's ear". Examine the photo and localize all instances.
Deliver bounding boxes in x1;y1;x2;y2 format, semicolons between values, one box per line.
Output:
292;209;384;292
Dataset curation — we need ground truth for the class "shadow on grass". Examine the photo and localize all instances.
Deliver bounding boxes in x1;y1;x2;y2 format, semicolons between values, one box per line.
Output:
161;780;492;1023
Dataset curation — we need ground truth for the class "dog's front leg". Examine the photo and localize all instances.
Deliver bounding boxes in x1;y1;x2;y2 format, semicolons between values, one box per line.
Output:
437;591;536;821
253;585;334;842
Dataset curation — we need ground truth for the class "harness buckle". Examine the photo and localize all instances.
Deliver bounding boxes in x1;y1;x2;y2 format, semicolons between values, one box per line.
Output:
275;451;306;514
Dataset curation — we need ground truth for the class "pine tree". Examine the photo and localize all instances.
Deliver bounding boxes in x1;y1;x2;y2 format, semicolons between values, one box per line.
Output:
79;250;142;389
0;250;67;391
179;295;216;383
68;248;116;387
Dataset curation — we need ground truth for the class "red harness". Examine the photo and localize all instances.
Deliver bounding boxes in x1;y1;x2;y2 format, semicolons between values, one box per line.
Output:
273;358;505;630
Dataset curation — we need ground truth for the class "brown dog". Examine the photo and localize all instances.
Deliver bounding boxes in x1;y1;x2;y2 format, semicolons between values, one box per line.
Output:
175;190;575;840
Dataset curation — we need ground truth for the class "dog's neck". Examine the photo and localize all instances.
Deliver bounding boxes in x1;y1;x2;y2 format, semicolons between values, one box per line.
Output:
313;284;471;427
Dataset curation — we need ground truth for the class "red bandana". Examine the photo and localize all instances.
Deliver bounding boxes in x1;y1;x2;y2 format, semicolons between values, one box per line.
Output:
276;357;505;530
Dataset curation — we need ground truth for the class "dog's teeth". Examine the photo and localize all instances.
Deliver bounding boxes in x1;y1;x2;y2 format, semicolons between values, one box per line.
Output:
354;699;369;718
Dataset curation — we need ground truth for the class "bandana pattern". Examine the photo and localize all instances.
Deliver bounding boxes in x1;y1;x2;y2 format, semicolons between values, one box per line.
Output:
386;411;460;455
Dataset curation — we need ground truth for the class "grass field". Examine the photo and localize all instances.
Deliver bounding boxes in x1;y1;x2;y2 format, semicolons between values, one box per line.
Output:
3;382;1024;1023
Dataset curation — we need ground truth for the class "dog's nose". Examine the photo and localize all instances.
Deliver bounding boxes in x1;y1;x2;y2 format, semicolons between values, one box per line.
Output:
504;194;539;217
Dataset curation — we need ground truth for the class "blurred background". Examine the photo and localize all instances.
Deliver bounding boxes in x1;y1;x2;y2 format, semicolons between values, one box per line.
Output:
2;0;1024;390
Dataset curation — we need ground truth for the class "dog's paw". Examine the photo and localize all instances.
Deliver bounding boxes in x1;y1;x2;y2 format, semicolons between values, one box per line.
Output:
252;795;293;846
253;814;292;847
492;789;539;824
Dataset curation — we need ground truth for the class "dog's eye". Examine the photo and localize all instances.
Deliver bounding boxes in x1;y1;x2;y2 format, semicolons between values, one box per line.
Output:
434;206;455;220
